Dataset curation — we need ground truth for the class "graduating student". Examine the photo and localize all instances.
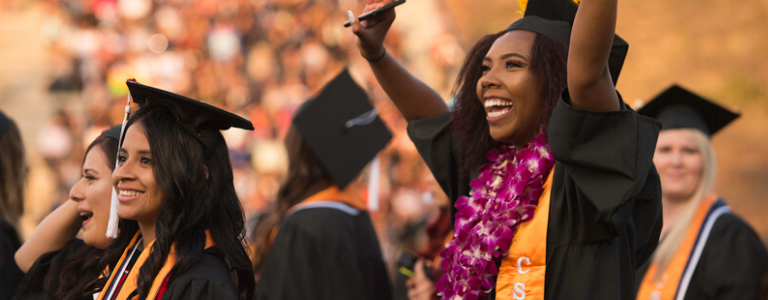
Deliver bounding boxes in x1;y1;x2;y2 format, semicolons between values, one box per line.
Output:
93;81;255;300
635;85;768;300
253;69;393;300
349;0;662;298
13;126;120;300
0;111;25;300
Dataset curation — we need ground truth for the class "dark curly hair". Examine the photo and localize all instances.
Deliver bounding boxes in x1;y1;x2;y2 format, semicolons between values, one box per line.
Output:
451;30;568;176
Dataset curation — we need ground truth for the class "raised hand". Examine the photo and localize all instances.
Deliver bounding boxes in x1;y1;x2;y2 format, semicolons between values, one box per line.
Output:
348;0;396;61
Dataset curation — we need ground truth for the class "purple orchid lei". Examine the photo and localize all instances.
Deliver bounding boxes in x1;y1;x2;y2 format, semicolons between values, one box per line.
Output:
435;133;555;300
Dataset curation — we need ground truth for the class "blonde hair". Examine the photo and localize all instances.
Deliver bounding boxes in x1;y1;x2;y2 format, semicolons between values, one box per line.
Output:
0;119;25;228
652;128;716;280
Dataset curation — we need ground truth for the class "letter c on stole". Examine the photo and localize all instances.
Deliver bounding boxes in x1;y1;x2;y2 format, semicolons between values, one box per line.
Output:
517;257;530;274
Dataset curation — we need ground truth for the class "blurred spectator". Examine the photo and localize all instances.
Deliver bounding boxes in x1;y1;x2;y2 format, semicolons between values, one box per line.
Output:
28;0;464;281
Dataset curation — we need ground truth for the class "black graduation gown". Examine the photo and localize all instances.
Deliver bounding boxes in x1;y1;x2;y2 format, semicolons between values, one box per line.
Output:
0;217;23;300
635;210;768;300
406;90;663;300
158;247;239;300
255;205;393;300
12;239;87;300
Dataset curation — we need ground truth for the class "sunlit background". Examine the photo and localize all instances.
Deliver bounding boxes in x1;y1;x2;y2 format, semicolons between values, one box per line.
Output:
1;0;767;279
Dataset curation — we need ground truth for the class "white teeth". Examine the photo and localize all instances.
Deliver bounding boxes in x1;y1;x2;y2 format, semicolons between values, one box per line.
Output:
484;99;513;108
487;108;511;118
119;190;144;197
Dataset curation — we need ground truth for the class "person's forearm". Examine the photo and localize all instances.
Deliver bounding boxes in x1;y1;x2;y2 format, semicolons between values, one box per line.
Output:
349;0;449;120
15;200;81;272
567;0;620;111
367;52;450;121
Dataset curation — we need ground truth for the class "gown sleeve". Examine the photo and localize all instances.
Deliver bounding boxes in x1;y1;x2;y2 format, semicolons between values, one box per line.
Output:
685;213;768;300
407;112;472;219
159;278;237;300
12;239;86;300
1;219;23;300
547;89;662;243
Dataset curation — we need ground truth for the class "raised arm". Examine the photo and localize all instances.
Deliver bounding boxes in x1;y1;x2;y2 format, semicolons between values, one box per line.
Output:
349;0;449;121
14;200;81;272
567;0;621;111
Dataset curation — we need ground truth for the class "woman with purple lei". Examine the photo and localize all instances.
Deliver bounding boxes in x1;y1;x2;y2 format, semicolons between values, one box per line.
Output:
349;0;662;299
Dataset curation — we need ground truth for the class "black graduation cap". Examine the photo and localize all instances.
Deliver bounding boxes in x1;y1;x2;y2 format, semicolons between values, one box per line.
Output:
637;85;740;136
292;69;393;189
99;124;122;141
507;0;628;84
126;80;254;151
0;110;10;140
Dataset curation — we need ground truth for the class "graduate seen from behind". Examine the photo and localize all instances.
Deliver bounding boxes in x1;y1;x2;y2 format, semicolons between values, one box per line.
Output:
349;0;663;298
93;80;255;300
0;111;25;300
253;69;393;300
635;85;768;300
14;126;121;300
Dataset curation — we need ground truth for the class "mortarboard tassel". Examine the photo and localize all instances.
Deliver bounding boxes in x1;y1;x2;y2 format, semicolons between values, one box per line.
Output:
105;89;133;238
367;156;380;212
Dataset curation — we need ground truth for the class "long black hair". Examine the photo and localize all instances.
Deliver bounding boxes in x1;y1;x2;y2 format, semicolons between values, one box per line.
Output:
93;104;255;300
451;30;568;175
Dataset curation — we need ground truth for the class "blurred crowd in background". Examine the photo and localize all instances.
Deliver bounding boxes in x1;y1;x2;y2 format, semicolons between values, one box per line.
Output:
10;0;466;280
5;0;768;291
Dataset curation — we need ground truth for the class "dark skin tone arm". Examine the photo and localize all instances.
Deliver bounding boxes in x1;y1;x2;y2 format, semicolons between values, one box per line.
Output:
349;2;449;121
567;0;621;111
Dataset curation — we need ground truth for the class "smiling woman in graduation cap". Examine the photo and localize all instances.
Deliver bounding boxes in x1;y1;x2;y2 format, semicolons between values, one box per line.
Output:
350;0;662;299
635;85;768;300
252;69;393;300
91;81;255;300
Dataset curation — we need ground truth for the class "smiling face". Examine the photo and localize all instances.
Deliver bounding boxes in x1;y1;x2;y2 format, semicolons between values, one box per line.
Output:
476;30;542;146
654;129;705;202
69;147;114;249
113;122;166;224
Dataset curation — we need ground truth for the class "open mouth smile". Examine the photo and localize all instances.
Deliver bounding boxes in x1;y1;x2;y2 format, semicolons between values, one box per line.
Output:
484;98;514;120
79;210;94;227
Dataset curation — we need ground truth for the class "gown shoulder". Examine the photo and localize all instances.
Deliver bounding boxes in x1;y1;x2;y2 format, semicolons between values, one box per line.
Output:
160;247;238;300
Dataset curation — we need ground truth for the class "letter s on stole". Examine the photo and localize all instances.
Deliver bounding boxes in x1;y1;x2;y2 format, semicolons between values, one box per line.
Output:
512;282;526;300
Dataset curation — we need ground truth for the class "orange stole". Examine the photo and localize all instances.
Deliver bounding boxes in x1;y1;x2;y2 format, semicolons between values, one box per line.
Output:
290;186;367;211
96;231;216;300
636;195;718;300
496;171;553;300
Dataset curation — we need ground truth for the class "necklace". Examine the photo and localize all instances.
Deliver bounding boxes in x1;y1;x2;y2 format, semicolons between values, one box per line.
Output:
435;134;555;300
